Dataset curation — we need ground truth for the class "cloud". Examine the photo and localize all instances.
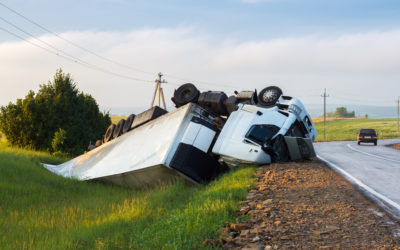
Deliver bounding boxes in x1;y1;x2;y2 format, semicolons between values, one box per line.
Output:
1;28;399;113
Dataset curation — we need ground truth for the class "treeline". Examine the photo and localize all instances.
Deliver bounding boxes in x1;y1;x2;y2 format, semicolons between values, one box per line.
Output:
327;107;356;118
0;69;111;155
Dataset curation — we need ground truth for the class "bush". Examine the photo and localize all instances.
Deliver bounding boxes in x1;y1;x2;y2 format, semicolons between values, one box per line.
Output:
0;69;111;155
51;128;67;153
334;107;355;118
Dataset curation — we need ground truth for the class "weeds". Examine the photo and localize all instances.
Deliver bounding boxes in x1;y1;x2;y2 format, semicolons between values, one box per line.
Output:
0;140;255;249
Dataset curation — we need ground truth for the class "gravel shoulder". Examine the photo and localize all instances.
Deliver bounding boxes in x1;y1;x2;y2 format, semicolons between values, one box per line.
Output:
214;160;400;249
389;144;400;150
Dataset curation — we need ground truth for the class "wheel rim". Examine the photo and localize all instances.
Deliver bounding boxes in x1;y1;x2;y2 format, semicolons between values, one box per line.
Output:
262;89;279;103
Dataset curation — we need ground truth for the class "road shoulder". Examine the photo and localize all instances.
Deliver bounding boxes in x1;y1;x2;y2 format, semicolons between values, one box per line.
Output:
211;160;400;249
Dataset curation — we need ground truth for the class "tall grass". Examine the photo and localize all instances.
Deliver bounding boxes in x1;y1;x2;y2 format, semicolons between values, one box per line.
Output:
0;138;255;249
313;118;400;141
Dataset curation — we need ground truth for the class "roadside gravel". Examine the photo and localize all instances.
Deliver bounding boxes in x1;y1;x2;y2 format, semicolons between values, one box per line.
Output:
390;144;400;150
211;160;400;249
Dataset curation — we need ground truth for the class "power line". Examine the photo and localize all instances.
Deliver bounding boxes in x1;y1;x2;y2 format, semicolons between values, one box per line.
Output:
0;26;77;62
2;1;395;99
0;16;88;65
0;1;156;77
0;1;241;90
0;25;154;83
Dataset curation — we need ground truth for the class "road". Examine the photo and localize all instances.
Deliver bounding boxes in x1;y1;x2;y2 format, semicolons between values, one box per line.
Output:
314;139;400;218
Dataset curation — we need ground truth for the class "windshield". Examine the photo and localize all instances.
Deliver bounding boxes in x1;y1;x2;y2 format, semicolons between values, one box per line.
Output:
245;124;281;145
359;129;376;135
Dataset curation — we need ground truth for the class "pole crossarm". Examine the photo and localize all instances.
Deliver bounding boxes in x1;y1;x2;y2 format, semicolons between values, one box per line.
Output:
150;72;168;110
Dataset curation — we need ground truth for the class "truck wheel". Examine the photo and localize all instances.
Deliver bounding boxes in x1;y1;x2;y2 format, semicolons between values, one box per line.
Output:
172;83;200;107
225;95;239;115
357;141;360;145
113;119;125;138
374;141;377;146
104;124;116;142
122;114;135;134
257;86;282;107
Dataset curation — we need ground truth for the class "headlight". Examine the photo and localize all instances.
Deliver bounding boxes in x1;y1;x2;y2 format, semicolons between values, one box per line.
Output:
289;104;302;115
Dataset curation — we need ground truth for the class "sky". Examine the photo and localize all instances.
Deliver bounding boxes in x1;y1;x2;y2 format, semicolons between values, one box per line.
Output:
0;0;400;114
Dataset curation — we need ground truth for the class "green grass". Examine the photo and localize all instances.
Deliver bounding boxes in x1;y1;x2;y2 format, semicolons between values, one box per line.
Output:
0;137;255;249
313;118;400;141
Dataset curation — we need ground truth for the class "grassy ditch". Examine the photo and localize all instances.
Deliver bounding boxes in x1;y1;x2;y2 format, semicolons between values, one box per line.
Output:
313;118;400;141
0;139;255;249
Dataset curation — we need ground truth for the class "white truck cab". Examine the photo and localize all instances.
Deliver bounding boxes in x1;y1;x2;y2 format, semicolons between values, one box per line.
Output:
212;94;317;167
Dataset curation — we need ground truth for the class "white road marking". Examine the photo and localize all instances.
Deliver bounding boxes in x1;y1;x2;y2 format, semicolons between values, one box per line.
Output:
317;154;400;213
347;144;400;164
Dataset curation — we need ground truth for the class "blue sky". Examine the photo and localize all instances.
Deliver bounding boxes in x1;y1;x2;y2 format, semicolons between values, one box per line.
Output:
2;0;400;40
1;0;400;113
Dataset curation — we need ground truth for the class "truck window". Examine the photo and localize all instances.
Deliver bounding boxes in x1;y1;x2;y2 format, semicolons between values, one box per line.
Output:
245;125;280;145
304;116;312;127
286;120;307;137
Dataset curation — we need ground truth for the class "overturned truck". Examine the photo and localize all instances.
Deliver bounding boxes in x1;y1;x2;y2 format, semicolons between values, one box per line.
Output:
44;85;317;188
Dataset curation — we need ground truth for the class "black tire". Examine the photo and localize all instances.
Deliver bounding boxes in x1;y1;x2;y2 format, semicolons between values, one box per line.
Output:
122;114;135;134
104;124;116;143
225;95;239;115
172;83;200;107
257;86;282;107
113;119;125;138
374;141;377;146
357;141;360;145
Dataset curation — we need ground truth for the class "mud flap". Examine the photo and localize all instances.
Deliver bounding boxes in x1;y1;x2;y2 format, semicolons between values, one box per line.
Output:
283;136;316;161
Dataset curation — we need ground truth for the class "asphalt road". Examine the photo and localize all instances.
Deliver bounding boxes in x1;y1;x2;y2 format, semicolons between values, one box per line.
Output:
314;139;400;218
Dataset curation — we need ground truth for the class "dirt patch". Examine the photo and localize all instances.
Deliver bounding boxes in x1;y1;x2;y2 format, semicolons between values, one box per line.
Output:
389;144;400;150
211;160;400;249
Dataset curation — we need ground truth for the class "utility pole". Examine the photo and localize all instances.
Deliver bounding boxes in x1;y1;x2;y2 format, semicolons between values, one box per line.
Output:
321;89;329;140
397;96;399;132
150;72;167;110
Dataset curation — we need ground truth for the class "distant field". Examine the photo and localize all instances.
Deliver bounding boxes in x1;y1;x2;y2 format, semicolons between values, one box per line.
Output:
313;118;400;141
110;116;127;124
0;137;254;249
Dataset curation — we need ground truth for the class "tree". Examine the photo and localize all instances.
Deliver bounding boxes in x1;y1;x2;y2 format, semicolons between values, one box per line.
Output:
334;107;355;118
0;69;111;155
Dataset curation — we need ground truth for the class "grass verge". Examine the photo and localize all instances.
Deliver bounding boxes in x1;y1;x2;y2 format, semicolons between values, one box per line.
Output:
0;142;255;249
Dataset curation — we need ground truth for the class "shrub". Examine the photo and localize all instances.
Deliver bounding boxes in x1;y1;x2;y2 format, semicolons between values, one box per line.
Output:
0;69;111;155
51;128;67;153
334;107;355;118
